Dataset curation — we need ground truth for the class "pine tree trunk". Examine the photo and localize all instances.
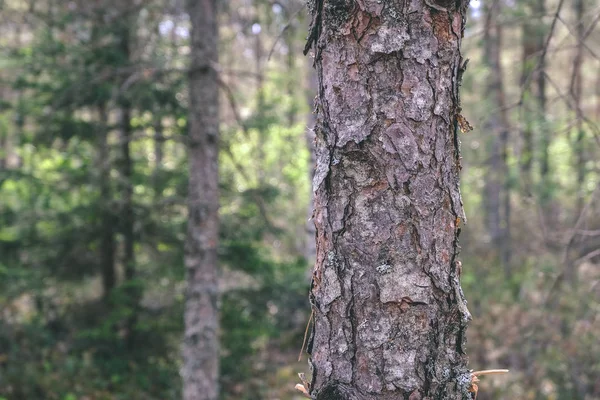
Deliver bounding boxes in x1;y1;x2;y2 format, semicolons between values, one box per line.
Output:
182;1;220;399
304;1;472;398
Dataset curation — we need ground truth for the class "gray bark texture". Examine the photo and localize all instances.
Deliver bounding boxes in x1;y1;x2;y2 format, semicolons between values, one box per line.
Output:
304;1;472;399
182;1;219;400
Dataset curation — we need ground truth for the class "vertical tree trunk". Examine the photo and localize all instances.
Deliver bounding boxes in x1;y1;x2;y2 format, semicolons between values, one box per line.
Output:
182;1;220;400
519;9;537;187
153;114;164;197
536;0;549;185
595;68;600;121
285;9;298;127
255;20;267;183
482;9;501;251
572;0;585;214
483;0;511;275
304;1;471;398
596;64;600;122
118;21;138;348
520;0;547;189
98;105;116;300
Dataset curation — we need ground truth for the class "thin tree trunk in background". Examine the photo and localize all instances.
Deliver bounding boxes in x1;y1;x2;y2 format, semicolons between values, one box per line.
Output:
118;21;138;348
520;60;532;184
484;0;511;276
482;7;501;251
120;109;135;245
572;0;585;214
564;0;586;287
0;85;6;170
98;105;116;300
153;114;164;196
497;23;511;278
255;21;267;184
182;1;219;399
521;0;548;189
520;4;539;188
285;13;297;127
596;66;600;122
536;0;549;185
304;1;471;398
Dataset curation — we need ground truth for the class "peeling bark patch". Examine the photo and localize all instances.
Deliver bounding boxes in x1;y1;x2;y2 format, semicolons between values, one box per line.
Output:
368;25;409;54
321;267;342;306
312;133;331;191
431;11;453;46
321;252;343;307
404;14;438;64
405;75;434;122
381;122;418;170
383;348;420;391
377;263;431;304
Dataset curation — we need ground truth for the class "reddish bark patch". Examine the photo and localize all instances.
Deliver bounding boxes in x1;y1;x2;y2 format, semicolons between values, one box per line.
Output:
364;181;389;197
342;9;381;42
431;12;452;46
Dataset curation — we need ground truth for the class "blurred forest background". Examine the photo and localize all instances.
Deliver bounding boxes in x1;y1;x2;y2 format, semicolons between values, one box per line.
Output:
0;0;599;399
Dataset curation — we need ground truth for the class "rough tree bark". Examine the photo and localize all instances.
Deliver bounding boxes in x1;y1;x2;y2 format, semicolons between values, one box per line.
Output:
304;1;472;398
182;1;219;400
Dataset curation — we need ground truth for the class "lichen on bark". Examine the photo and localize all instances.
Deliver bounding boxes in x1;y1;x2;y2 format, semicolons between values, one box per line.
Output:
305;0;472;398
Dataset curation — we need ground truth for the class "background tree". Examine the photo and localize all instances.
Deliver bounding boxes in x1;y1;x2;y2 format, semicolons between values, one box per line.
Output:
182;0;220;399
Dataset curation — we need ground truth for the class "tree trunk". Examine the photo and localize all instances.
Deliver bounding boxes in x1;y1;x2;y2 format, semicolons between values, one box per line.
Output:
571;0;585;214
153;114;164;197
536;0;549;185
285;9;298;127
520;0;547;189
304;1;471;398
255;20;267;183
182;1;220;400
98;105;116;300
482;7;502;252
483;0;511;276
118;21;138;348
596;62;600;122
519;10;537;187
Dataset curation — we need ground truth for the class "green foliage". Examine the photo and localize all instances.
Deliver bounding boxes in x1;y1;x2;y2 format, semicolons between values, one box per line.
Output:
1;2;312;399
